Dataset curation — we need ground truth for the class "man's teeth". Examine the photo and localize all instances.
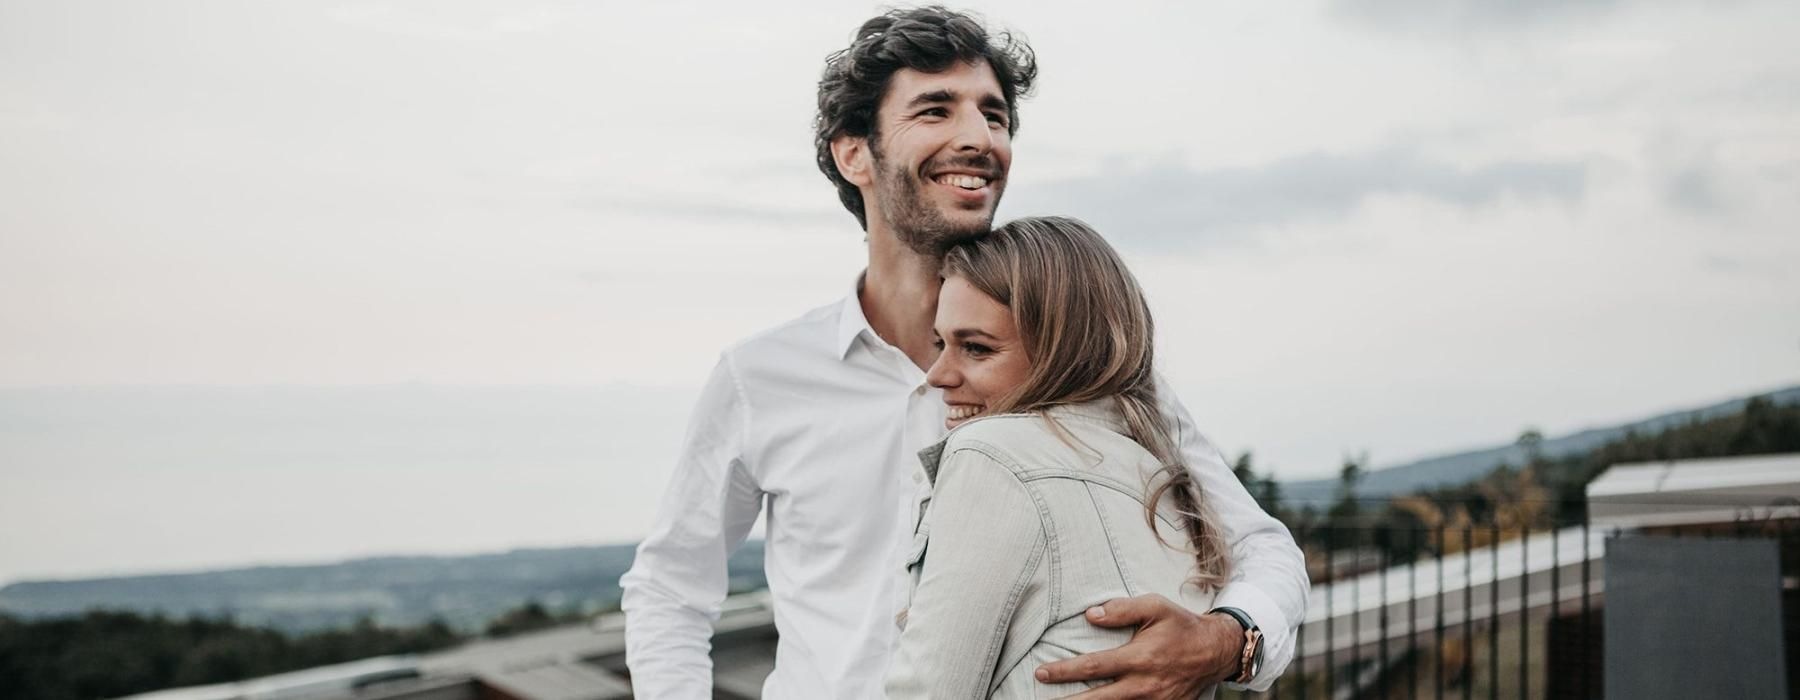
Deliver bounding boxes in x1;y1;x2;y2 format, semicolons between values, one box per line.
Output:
947;405;982;421
934;174;989;190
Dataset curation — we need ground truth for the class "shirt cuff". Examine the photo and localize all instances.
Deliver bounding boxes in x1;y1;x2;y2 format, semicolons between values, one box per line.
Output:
1212;583;1288;691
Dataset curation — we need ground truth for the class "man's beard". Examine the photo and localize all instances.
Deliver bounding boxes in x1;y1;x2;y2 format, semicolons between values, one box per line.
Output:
870;149;1000;256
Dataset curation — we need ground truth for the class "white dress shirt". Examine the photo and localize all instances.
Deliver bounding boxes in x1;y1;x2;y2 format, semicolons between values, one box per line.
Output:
620;282;1308;698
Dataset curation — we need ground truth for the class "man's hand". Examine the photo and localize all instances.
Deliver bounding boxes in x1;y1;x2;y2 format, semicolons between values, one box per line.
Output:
1034;594;1244;699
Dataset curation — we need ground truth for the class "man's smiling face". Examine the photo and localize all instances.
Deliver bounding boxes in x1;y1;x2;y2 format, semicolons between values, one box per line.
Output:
867;60;1013;255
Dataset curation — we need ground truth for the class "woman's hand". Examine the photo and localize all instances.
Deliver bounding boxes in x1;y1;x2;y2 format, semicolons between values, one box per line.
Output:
1034;593;1243;699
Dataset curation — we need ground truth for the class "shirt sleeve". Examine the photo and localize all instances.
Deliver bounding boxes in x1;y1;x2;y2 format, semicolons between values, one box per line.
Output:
619;353;765;699
1158;375;1310;692
885;446;1047;700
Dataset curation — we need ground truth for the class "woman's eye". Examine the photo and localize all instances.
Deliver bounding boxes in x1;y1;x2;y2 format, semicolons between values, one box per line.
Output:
963;343;993;357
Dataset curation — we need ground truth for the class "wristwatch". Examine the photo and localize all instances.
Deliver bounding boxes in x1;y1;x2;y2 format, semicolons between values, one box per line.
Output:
1209;606;1263;684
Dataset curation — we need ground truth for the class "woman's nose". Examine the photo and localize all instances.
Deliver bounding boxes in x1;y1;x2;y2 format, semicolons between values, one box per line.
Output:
925;352;957;389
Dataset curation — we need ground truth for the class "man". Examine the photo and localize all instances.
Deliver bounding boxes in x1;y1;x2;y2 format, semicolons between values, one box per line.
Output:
620;8;1307;698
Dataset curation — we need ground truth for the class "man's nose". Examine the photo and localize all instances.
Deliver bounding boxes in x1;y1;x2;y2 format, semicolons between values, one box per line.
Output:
951;109;992;153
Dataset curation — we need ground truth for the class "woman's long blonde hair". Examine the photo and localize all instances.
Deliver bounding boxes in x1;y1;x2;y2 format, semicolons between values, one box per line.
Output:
940;216;1231;590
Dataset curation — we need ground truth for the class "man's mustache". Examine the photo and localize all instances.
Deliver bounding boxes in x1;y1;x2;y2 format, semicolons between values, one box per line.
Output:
922;155;1002;180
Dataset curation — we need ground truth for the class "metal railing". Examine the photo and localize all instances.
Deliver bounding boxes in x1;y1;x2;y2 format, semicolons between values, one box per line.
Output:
1222;511;1799;700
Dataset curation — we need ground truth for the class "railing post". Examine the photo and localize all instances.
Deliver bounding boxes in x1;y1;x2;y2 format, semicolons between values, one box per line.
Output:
1519;524;1528;700
1580;519;1591;699
1463;526;1473;700
1410;527;1419;700
1549;522;1559;699
1490;523;1499;700
1353;522;1362;685
1436;523;1446;700
1326;524;1335;697
1380;530;1390;700
1297;522;1309;700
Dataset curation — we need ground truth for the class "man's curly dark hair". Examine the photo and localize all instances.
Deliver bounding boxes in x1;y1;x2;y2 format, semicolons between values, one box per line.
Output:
814;7;1038;231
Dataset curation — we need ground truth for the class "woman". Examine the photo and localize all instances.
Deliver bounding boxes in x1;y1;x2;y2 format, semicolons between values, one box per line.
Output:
886;216;1236;699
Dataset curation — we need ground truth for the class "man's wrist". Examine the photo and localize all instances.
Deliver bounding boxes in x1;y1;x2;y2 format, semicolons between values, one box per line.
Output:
1194;611;1243;684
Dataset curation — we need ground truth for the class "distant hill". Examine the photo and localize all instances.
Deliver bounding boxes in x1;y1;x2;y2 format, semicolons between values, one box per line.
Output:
0;541;766;633
11;387;1797;634
1280;386;1800;506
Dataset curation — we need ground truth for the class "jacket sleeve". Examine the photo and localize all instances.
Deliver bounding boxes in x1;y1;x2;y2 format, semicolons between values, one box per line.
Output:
1159;376;1309;692
619;354;764;699
886;445;1047;700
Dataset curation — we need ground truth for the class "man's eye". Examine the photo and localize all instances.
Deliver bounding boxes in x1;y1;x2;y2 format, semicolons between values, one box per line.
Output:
931;338;945;350
920;108;948;118
986;113;1007;127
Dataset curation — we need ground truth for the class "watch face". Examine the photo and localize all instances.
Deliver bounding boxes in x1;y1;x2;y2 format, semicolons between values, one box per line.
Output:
1246;628;1264;678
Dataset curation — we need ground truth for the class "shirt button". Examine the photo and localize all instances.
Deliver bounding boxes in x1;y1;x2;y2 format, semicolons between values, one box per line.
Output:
912;472;923;484
913;385;927;396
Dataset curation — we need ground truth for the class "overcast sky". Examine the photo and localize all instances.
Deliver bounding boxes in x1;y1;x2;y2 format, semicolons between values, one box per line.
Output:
2;0;1797;582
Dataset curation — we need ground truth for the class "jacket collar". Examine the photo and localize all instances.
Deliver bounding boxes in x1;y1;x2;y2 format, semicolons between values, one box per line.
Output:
915;399;1129;486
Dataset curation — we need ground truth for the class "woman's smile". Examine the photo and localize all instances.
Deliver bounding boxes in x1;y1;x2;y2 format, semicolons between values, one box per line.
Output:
944;402;986;428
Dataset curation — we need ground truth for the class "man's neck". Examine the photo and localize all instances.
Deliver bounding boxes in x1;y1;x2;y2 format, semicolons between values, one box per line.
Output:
860;224;943;372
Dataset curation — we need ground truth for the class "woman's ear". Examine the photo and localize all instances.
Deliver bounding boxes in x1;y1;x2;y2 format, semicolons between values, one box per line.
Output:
830;134;874;188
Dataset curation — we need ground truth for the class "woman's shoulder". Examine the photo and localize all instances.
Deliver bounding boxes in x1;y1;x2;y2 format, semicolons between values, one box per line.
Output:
941;412;1058;455
941;406;1141;474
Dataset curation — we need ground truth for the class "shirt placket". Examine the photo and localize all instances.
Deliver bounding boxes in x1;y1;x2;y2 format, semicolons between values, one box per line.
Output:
863;340;945;617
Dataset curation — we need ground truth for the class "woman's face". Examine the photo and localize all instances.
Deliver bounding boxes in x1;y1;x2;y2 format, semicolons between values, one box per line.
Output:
926;276;1033;431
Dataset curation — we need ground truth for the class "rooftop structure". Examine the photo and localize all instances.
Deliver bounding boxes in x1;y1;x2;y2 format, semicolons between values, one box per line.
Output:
116;591;777;700
1586;452;1800;529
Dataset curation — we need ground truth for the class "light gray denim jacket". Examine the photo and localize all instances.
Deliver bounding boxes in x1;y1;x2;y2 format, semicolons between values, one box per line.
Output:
885;401;1220;699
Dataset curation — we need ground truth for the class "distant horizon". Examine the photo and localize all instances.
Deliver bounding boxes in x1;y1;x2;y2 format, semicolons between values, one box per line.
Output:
0;536;652;589
5;379;1794;588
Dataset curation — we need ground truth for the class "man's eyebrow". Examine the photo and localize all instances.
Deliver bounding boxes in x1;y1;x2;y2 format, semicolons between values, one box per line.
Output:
902;89;1010;116
904;89;958;110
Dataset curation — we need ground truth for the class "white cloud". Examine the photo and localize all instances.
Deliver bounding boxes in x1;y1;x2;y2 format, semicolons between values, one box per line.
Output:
1004;146;1587;251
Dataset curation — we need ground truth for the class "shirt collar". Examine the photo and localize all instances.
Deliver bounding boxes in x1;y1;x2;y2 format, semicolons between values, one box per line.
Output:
915;399;1129;486
834;272;872;361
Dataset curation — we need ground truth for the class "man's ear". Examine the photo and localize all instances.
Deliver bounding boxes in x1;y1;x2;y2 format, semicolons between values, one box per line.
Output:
830;134;874;188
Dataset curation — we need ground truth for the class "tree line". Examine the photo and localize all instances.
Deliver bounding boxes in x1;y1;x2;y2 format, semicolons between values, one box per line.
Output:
1231;394;1800;581
0;600;589;700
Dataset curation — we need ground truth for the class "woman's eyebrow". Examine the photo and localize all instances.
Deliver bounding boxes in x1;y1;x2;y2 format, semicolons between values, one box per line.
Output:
949;328;1000;341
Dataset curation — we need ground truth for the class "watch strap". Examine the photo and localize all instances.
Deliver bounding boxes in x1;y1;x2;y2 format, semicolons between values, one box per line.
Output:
1211;606;1255;632
1209;606;1262;684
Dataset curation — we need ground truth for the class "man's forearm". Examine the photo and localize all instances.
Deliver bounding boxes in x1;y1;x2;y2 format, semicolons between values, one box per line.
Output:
620;578;720;698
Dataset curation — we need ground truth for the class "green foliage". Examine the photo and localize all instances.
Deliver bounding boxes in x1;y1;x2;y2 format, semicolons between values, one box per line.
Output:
1326;453;1367;525
1231;452;1256;487
1234;396;1800;583
482;600;587;638
0;607;466;700
1322;394;1800;566
1230;451;1288;520
1533;395;1800;524
1253;476;1282;515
